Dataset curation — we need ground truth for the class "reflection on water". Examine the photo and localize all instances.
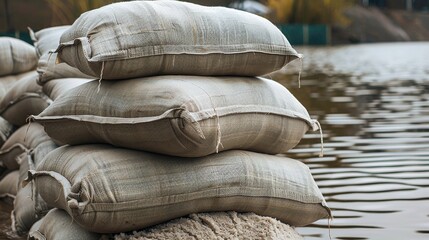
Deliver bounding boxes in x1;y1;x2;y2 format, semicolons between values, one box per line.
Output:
274;42;429;240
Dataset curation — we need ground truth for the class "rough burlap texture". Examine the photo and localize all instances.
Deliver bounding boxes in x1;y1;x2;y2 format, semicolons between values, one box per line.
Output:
28;209;100;240
11;183;50;236
29;26;70;58
57;1;300;80
29;25;92;84
0;37;37;77
0;170;18;199
0;116;15;148
113;212;303;240
37;52;93;84
0;71;35;102
0;72;51;126
42;78;93;100
11;140;56;235
29;145;330;233
0;123;54;171
32;76;318;157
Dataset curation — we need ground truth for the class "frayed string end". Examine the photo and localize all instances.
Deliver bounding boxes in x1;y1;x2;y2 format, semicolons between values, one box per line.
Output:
97;61;105;93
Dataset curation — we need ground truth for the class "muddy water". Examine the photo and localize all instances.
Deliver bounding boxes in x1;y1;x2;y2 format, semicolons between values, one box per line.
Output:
275;42;429;240
1;43;428;239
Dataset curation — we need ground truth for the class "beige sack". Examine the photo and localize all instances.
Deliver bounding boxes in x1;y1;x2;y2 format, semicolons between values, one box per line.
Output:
0;123;53;171
57;1;300;80
33;76;318;157
42;78;93;100
29;26;70;57
28;209;100;240
0;37;37;77
114;212;303;240
0;71;36;102
0;170;19;199
37;52;93;84
12;183;50;235
29;145;330;233
0;116;15;148
0;72;51;126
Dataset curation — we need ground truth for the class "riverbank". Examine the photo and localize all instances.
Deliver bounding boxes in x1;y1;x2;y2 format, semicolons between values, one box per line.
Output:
333;5;429;44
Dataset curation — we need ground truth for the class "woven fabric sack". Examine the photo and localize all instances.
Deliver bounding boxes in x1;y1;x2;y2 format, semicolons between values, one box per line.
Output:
32;76;318;157
0;71;35;102
28;209;100;240
0;117;15;148
42;78;92;100
0;123;53;171
0;37;37;77
0;72;51;126
29;26;70;57
56;1;300;80
12;183;50;236
29;26;92;84
29;145;331;233
114;212;303;240
37;53;93;84
0;170;18;199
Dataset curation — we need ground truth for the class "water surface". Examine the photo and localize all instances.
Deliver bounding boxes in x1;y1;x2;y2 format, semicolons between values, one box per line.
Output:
276;42;429;240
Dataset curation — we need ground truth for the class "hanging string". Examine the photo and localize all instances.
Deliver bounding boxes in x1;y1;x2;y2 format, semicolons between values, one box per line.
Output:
97;61;105;93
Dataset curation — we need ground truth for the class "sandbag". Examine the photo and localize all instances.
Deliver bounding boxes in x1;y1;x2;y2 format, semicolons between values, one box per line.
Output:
0;37;37;77
32;76;318;157
114;212;303;240
0;71;35;102
0;72;51;126
37;52;93;84
28;209;100;240
0;170;18;199
29;26;70;57
56;1;300;80
42;78;92;100
0;116;15;148
29;145;330;233
0;123;54;171
12;183;50;235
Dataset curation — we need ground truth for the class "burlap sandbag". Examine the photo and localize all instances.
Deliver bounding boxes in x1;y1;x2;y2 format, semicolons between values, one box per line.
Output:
29;26;92;84
0;116;15;148
0;170;18;199
11;141;56;235
56;1;300;80
37;53;93;84
0;123;53;171
0;72;51;126
42;78;92;100
28;209;100;240
0;37;37;77
114;212;303;240
32;76;318;157
29;26;70;57
12;183;50;236
29;145;330;233
0;71;35;102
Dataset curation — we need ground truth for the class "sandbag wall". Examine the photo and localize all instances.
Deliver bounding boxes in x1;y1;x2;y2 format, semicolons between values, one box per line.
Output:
0;1;331;239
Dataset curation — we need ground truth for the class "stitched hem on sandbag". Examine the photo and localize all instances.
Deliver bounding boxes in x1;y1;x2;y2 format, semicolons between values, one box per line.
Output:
31;105;318;130
74;184;326;213
58;37;300;62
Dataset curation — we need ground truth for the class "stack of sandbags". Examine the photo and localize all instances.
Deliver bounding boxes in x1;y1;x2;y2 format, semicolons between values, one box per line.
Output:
0;37;38;200
0;37;38;146
27;1;330;239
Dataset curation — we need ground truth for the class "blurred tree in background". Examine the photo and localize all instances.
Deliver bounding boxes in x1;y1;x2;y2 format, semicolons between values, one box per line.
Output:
267;0;357;25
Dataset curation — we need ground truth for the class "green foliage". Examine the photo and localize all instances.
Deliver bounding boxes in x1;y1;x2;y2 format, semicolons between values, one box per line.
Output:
268;0;357;25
